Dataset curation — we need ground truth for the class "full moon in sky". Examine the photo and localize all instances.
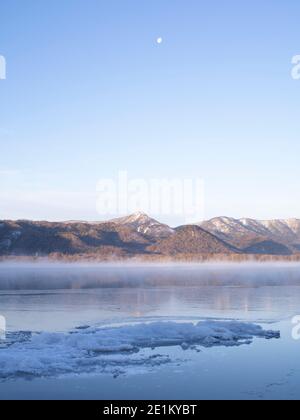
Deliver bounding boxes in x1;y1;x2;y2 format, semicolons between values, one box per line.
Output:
156;37;163;44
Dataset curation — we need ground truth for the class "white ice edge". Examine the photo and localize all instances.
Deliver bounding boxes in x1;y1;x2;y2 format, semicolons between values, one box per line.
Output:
0;320;280;380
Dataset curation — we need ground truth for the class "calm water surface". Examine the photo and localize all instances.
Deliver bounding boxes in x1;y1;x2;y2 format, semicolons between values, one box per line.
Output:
0;263;300;400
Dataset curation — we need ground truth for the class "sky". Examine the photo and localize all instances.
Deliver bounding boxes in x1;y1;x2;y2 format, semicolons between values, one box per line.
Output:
0;0;300;225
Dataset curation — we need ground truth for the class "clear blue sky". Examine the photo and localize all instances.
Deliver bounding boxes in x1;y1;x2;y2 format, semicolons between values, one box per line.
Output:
0;0;300;224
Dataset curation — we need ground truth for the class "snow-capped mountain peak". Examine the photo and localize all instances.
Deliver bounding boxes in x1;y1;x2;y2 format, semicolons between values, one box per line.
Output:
110;212;174;238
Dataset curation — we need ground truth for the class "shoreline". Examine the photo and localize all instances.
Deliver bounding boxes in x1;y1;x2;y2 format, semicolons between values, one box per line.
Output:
1;253;300;265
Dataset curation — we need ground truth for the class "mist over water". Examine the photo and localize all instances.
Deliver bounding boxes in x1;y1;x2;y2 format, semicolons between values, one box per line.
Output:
1;262;300;333
1;262;300;290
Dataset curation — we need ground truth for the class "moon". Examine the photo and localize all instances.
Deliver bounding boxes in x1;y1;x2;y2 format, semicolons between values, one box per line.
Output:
156;37;163;44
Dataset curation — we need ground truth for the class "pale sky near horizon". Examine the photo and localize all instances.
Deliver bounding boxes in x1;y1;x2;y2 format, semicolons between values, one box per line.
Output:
0;0;300;225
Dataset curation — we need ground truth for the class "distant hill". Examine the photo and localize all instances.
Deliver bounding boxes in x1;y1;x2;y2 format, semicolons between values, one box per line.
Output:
148;225;237;255
1;214;300;259
200;217;300;255
0;219;150;258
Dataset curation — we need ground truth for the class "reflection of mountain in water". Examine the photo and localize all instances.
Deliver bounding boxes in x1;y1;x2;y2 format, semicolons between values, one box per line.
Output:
1;264;300;323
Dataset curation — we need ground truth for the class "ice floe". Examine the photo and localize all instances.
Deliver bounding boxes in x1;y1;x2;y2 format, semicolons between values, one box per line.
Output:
0;320;280;380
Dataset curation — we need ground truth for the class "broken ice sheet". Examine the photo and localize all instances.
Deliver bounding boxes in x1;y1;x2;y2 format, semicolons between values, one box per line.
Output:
0;320;280;380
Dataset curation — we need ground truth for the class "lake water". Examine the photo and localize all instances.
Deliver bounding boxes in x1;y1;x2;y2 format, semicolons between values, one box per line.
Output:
0;263;300;400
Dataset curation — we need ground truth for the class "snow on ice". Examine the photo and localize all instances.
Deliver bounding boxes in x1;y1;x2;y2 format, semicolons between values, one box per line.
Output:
0;320;280;380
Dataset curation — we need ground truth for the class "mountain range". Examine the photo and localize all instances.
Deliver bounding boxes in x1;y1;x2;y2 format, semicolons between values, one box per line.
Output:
1;213;300;259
